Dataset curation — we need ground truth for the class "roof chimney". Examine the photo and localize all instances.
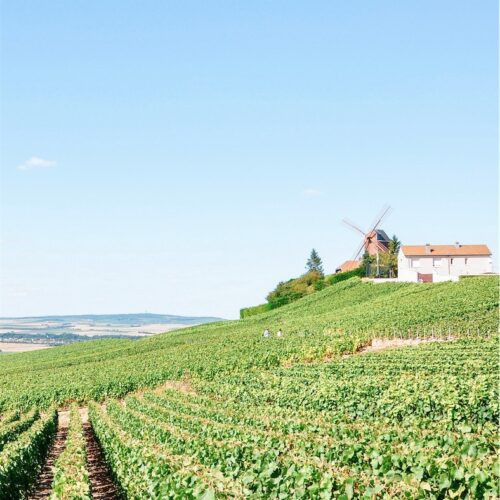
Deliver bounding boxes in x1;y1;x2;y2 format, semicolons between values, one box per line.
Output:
455;241;460;248
425;243;431;254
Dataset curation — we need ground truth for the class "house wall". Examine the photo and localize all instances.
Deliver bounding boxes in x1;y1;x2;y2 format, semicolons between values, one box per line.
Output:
397;250;493;282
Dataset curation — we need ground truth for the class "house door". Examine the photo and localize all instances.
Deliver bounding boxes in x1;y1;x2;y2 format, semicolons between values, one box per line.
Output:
418;273;433;283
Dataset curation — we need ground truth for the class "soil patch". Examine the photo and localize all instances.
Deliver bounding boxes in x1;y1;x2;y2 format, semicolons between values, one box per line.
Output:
358;336;455;354
84;419;118;499
29;411;69;499
153;379;196;395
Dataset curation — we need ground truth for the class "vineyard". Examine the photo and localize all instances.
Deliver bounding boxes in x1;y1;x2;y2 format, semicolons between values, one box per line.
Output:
0;276;498;498
89;339;498;498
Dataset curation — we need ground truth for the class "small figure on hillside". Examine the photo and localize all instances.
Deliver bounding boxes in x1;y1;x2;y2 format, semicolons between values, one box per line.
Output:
276;329;283;338
263;328;270;338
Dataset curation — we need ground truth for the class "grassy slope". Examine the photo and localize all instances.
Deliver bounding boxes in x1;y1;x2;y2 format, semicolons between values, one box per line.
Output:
0;276;497;410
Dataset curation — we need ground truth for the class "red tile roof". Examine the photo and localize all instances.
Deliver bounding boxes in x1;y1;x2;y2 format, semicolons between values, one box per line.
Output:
337;260;361;272
401;244;491;257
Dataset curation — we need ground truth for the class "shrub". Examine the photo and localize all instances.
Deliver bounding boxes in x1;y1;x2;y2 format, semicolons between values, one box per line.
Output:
240;303;272;319
266;270;323;309
326;267;364;285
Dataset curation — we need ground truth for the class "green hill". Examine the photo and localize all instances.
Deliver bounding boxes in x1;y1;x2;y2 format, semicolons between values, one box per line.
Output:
0;276;498;498
0;276;497;410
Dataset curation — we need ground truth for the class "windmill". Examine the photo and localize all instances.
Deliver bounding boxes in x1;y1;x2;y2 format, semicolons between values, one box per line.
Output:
342;205;392;277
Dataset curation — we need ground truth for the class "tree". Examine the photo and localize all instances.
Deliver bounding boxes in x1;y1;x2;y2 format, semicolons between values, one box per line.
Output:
388;235;401;255
387;234;401;277
306;249;324;276
361;250;375;276
266;270;323;308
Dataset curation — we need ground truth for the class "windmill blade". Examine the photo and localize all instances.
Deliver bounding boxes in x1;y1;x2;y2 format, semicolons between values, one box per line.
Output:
352;238;366;260
342;218;366;236
368;204;392;234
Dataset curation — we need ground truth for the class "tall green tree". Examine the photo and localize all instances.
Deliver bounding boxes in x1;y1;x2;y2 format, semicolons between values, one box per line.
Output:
387;234;401;277
306;249;324;276
388;235;401;255
362;250;375;276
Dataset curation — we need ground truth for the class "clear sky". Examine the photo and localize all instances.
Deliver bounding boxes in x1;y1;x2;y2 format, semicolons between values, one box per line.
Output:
1;1;497;319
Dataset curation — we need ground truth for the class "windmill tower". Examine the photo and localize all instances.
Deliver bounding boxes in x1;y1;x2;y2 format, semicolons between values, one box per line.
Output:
342;205;392;277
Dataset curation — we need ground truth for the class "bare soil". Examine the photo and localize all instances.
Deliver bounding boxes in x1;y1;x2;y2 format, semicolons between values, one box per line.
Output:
153;379;196;395
83;418;118;499
29;411;69;499
358;336;455;354
30;408;118;499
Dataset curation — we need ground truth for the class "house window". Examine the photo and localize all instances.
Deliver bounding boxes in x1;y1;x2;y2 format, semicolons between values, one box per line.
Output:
465;258;468;265
411;258;421;268
450;258;454;265
433;258;442;267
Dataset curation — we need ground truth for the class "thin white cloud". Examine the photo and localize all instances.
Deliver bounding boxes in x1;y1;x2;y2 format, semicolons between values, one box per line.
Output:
18;156;56;171
7;290;29;298
302;188;323;198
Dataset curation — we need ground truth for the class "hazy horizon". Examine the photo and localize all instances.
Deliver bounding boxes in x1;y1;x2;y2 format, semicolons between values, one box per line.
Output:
0;312;225;320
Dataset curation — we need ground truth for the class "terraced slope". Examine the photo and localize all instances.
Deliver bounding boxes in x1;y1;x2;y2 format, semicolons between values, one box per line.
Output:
90;339;499;498
0;276;497;410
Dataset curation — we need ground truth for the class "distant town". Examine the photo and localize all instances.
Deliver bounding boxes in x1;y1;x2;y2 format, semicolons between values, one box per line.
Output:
0;313;222;353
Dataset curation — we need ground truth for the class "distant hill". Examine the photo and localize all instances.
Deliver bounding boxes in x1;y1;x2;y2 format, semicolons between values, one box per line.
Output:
0;313;223;324
0;313;223;344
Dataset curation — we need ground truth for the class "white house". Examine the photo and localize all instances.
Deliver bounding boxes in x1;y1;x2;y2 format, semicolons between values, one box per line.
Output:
398;243;493;282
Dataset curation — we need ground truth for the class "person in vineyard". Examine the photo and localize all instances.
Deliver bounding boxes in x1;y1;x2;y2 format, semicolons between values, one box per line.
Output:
276;329;283;338
263;328;270;338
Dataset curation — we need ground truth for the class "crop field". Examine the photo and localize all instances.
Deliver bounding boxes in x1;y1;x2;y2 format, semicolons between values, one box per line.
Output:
90;339;498;498
0;276;497;498
0;277;496;411
0;408;57;497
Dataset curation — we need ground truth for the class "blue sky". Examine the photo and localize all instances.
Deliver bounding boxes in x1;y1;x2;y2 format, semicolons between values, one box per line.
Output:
1;1;497;319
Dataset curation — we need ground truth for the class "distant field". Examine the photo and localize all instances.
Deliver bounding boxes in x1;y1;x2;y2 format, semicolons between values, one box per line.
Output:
0;313;223;346
0;342;51;353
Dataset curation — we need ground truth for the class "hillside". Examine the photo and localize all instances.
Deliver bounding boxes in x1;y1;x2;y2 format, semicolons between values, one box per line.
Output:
88;338;497;497
0;276;496;410
0;276;498;498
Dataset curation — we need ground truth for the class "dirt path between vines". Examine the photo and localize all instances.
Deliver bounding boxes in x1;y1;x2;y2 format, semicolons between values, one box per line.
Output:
358;336;455;354
29;411;69;499
80;408;118;499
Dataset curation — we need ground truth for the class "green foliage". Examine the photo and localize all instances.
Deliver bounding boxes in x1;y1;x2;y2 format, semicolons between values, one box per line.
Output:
386;234;401;277
0;276;498;498
266;270;323;308
305;248;324;275
0;411;20;426
243;260;364;316
89;402;215;498
0;277;497;411
240;249;326;316
0;409;39;452
239;303;272;319
326;266;364;285
89;339;499;498
388;234;401;254
50;405;91;500
0;409;57;498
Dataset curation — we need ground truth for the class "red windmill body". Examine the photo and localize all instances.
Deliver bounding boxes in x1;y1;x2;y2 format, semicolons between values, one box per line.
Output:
337;205;392;276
